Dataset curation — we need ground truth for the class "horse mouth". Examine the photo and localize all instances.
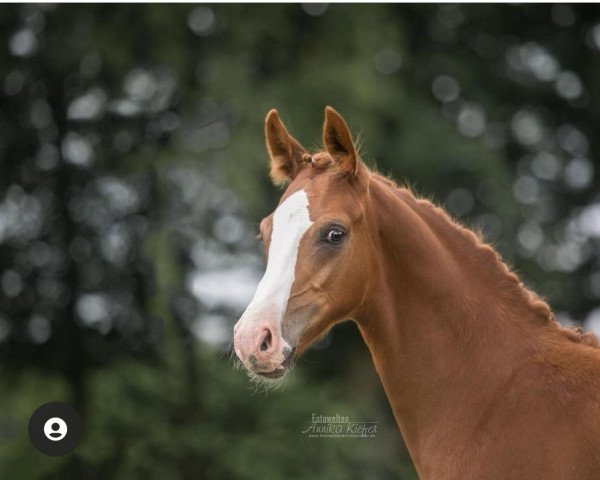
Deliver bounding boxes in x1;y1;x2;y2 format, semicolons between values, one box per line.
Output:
248;347;295;380
254;348;296;379
255;367;287;379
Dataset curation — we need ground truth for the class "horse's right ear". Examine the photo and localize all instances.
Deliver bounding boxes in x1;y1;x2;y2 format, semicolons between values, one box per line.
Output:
323;106;369;189
265;109;308;186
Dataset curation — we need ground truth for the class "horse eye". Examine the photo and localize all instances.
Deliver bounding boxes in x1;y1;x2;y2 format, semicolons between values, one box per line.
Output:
325;229;345;244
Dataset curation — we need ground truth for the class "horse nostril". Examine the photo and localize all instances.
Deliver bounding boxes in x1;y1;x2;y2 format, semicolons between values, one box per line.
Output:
259;329;272;352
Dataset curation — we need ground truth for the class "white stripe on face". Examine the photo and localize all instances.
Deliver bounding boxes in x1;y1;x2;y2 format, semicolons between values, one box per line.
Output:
243;189;313;326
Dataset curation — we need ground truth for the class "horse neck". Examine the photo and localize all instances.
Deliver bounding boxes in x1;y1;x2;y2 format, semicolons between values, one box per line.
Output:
356;177;553;470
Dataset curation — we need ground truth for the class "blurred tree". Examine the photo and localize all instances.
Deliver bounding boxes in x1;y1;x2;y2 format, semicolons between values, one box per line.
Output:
0;3;187;477
397;4;600;321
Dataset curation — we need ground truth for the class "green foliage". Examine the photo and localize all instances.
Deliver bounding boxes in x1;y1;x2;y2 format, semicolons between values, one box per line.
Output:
1;343;415;480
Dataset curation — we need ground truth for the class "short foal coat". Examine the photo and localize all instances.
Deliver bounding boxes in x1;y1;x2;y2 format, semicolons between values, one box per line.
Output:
235;107;600;479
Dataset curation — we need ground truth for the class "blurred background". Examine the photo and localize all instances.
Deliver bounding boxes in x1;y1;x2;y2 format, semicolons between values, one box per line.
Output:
1;3;600;479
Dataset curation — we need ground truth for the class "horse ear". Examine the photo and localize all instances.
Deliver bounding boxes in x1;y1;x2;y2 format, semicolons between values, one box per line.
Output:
265;109;308;186
323;106;364;177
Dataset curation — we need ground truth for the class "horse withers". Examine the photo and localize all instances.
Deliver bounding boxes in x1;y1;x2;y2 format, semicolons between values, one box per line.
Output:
233;106;600;479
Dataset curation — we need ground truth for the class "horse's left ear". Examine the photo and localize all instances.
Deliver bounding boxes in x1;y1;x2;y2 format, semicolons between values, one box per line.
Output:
323;106;368;184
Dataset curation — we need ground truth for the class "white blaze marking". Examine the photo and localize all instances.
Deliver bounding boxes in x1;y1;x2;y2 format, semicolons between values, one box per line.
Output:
243;189;313;324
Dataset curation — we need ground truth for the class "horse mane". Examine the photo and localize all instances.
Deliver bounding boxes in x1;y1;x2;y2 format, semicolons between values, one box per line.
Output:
367;171;600;349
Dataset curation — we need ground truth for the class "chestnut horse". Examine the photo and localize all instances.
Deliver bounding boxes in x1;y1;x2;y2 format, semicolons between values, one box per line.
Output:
233;106;600;479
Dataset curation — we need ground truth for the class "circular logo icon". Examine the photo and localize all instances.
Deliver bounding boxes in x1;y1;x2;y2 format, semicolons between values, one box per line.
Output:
28;402;82;456
43;417;68;441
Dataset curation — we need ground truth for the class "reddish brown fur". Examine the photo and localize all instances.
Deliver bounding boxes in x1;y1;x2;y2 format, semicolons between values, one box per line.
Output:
243;107;600;479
